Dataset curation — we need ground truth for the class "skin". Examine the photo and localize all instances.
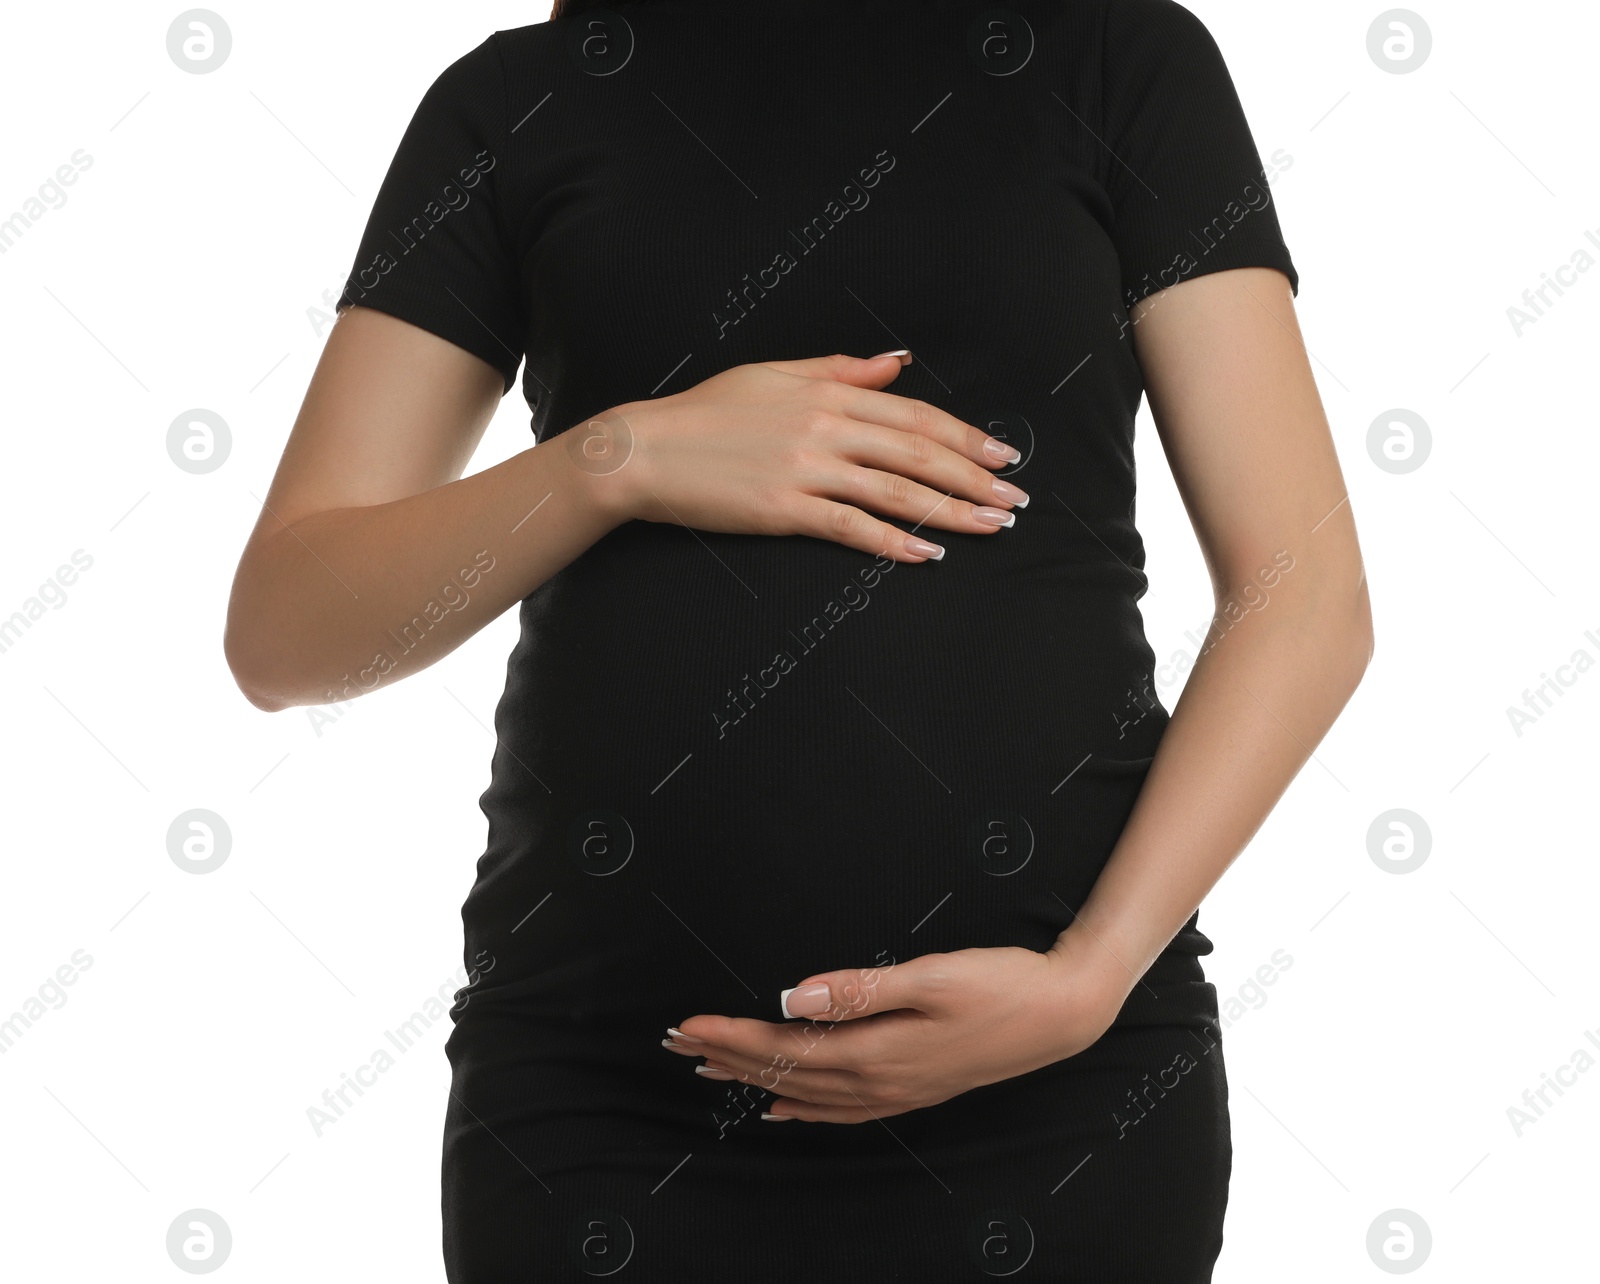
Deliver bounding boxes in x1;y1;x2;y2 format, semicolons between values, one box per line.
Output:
226;263;1372;1126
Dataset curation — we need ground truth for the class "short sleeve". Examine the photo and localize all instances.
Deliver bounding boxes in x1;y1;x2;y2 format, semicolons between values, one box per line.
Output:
336;33;525;395
1100;0;1298;307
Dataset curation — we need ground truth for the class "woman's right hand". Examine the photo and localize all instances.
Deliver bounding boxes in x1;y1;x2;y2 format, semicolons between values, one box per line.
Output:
566;352;1029;562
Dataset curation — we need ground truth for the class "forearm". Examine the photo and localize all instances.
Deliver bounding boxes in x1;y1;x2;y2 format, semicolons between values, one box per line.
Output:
224;431;621;711
1057;569;1373;999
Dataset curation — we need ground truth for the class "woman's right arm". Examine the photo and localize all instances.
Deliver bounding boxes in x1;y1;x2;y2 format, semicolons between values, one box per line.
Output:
224;305;620;711
224;307;1026;713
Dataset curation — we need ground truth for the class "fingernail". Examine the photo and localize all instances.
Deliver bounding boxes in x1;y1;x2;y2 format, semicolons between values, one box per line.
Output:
903;536;945;561
760;1112;792;1121
780;983;833;1019
870;348;913;365
666;1027;703;1044
973;506;1016;528
983;438;1022;463
991;479;1029;507
662;1038;699;1053
695;1065;736;1080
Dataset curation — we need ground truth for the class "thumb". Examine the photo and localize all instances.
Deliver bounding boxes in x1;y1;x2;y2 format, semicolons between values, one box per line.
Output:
761;348;914;389
780;953;928;1022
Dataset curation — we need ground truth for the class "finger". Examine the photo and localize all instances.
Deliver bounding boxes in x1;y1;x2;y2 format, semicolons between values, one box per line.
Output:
836;385;1023;472
693;1059;866;1106
760;1097;892;1125
823;420;1030;514
759;350;913;388
778;954;949;1024
673;1014;852;1072
785;495;949;564
819;462;1020;535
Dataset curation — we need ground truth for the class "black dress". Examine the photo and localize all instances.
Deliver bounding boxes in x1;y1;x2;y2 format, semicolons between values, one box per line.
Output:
336;2;1299;1279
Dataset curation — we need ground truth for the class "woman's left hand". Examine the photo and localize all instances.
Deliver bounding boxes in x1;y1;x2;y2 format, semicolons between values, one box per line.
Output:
665;932;1136;1123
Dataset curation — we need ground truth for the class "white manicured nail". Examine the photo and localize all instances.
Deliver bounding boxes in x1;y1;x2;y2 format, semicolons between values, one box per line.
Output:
780;983;832;1019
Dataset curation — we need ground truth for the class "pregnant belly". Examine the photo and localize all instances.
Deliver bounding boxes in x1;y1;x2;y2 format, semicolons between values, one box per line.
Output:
458;520;1169;1028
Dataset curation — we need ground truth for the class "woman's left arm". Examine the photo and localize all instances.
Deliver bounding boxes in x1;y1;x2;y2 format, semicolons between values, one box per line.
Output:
668;266;1374;1122
1050;264;1373;999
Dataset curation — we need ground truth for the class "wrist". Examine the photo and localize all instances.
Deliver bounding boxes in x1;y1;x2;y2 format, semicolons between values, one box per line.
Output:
557;402;646;528
1046;924;1140;1024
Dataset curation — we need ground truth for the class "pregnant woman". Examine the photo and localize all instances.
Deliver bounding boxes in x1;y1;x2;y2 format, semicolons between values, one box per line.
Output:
225;0;1371;1279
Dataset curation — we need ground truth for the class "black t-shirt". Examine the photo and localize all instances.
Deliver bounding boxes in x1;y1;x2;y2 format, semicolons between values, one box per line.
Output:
335;0;1297;1033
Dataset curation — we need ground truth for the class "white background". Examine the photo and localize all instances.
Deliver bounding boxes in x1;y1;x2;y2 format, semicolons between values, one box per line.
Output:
1;1;1595;1279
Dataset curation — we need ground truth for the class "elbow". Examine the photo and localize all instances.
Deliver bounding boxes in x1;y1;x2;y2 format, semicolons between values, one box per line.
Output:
1344;621;1374;695
224;542;310;713
225;635;290;713
1340;571;1376;689
223;607;294;713
1356;562;1375;664
239;682;292;714
1271;570;1373;695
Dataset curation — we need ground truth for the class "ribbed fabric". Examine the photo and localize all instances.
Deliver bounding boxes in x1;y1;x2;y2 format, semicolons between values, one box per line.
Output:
337;3;1297;1280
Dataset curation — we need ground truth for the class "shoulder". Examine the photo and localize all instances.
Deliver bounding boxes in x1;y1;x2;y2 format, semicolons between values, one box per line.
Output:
490;19;562;62
1099;0;1214;34
1100;0;1235;99
412;22;568;92
1020;0;1223;82
404;22;579;122
1099;0;1224;57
